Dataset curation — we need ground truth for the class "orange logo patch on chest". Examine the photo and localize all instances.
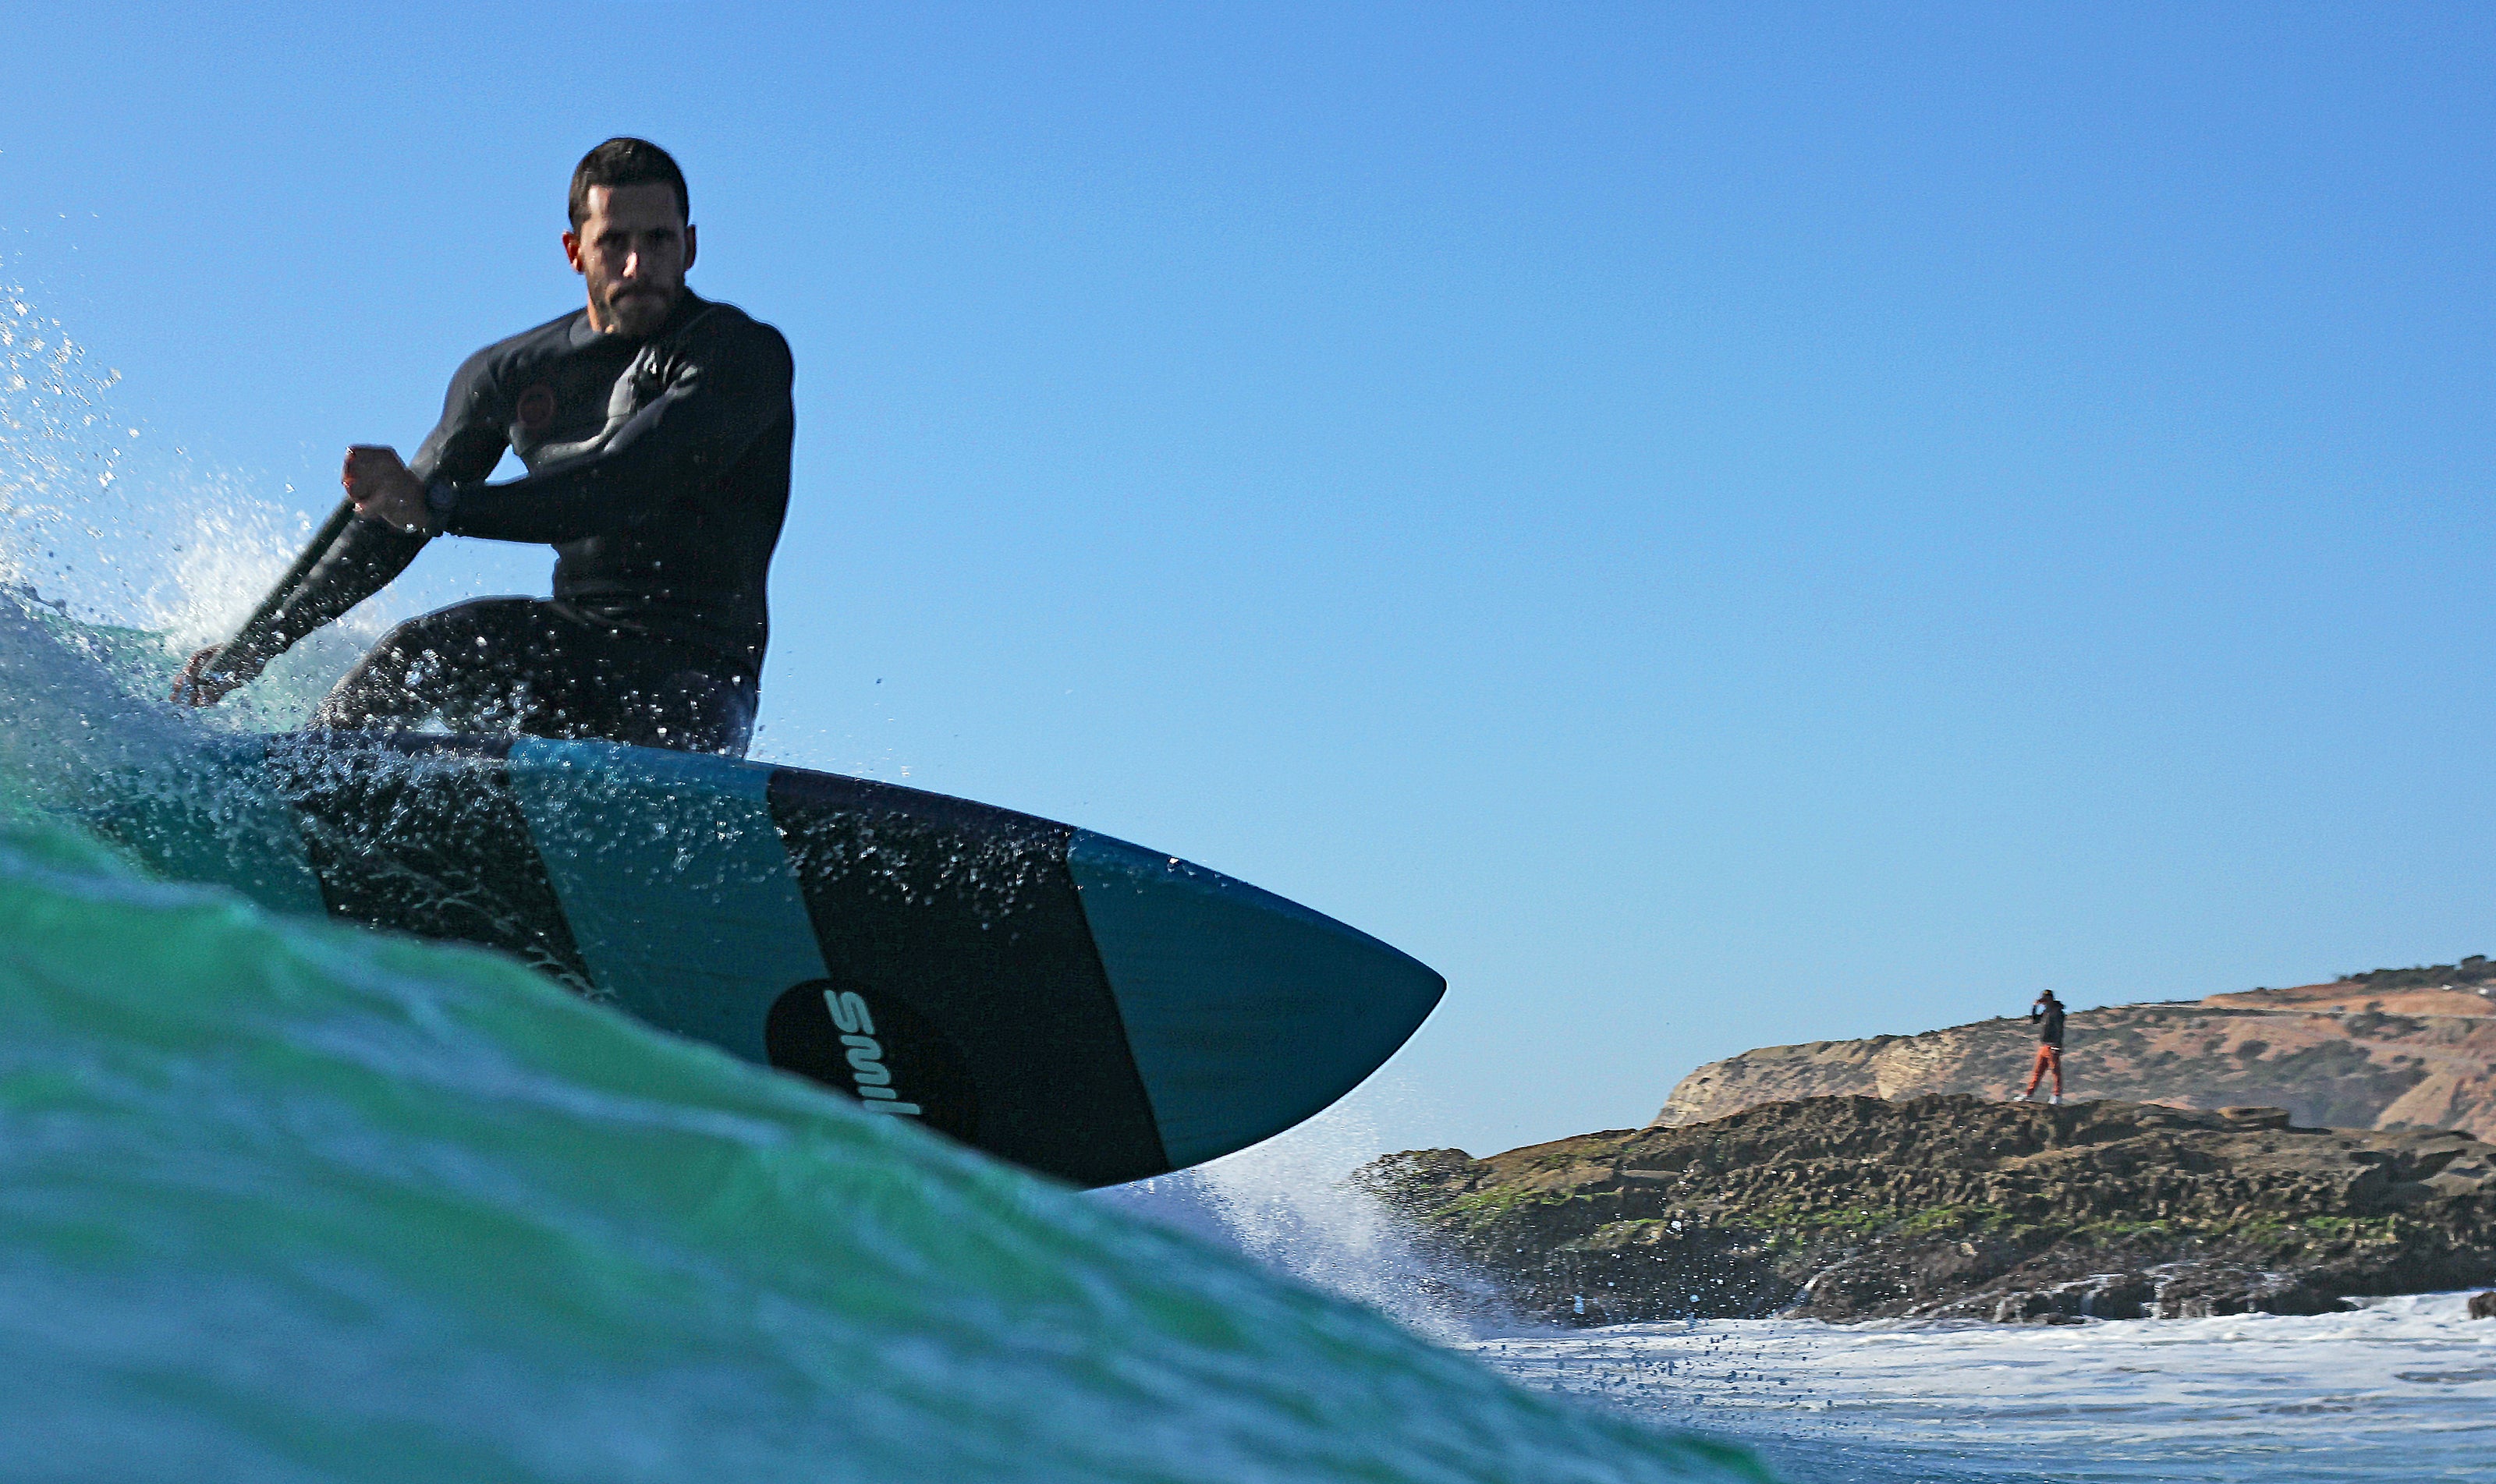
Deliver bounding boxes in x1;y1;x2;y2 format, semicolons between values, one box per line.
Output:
516;384;558;430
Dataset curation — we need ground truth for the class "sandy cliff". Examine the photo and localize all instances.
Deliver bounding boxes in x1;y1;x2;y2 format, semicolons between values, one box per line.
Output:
1654;962;2496;1139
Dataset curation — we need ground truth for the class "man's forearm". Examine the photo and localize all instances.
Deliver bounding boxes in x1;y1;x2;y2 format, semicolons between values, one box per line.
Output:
439;418;781;545
440;331;792;546
233;520;429;661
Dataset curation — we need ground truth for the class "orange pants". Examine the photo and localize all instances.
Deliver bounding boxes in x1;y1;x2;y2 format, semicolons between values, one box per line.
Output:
2023;1043;2062;1097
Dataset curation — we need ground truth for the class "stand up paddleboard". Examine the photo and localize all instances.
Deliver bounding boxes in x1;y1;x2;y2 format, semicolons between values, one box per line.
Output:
91;733;1444;1187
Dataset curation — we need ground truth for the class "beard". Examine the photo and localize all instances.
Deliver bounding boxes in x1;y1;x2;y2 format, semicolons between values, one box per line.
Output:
602;284;676;338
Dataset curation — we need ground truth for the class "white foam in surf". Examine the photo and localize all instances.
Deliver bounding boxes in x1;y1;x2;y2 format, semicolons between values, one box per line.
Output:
1465;1294;2496;1481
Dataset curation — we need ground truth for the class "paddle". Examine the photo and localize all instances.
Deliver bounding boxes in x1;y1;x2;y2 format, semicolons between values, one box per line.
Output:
183;495;356;698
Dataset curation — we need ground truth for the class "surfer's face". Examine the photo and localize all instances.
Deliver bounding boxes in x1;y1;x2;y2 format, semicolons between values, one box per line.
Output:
564;182;695;338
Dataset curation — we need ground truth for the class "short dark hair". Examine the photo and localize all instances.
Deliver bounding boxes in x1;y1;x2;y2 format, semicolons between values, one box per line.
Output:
569;137;689;228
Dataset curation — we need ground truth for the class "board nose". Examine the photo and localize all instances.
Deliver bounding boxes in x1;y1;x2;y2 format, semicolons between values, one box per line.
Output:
1066;831;1445;1170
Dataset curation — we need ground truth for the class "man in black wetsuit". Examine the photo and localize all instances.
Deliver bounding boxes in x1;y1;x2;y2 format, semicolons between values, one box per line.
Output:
171;137;792;756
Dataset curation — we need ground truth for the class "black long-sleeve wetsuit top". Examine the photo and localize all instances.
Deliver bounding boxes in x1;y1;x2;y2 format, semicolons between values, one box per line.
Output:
237;291;795;674
2030;1000;2066;1047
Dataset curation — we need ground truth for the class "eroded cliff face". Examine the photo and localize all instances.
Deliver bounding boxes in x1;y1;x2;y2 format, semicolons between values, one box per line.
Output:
1654;976;2496;1138
1359;1096;2496;1326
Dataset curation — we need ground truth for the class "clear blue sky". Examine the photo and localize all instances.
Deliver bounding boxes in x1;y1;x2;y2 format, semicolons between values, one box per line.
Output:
5;5;2494;1157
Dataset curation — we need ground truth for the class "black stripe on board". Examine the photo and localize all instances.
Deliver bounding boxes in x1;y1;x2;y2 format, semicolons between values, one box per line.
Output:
766;768;1170;1186
267;733;597;994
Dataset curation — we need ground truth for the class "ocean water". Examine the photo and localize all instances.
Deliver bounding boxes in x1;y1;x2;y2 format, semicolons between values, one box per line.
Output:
1458;1298;2496;1482
0;602;1761;1478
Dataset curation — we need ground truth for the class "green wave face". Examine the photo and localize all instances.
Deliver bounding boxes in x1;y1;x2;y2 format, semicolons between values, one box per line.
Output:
0;597;1769;1482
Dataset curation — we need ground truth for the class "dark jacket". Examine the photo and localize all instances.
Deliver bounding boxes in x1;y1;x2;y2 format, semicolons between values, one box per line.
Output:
2030;999;2066;1048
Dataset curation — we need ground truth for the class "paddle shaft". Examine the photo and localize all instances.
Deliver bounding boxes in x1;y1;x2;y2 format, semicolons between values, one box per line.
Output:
203;496;356;678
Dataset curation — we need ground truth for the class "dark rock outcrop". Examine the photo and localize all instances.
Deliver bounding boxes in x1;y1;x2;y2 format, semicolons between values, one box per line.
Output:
1358;1095;2496;1326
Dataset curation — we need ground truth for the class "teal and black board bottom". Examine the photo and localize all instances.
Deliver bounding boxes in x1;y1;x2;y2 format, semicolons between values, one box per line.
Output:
90;733;1445;1186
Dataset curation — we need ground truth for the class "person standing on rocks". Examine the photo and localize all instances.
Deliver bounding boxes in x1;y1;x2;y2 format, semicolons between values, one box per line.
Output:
2019;990;2065;1105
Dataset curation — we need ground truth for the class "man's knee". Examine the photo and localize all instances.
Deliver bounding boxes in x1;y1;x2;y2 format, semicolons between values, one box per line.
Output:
647;669;756;756
355;604;511;679
318;598;548;727
396;597;550;652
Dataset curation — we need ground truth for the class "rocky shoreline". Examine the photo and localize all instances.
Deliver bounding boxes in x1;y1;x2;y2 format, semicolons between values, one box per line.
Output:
1357;1095;2496;1326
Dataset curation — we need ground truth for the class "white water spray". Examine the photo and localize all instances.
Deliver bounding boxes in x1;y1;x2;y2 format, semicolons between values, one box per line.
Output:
0;289;406;725
1097;1083;1519;1343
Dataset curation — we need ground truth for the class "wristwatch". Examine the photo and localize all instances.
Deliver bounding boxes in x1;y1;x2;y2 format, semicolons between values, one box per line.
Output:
424;479;459;526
